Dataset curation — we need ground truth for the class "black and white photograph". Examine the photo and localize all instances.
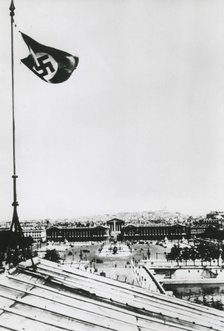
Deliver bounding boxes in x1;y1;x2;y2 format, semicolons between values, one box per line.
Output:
0;0;224;330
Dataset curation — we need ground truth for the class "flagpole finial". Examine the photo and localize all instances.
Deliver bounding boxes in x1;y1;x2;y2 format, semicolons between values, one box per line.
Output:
9;0;15;17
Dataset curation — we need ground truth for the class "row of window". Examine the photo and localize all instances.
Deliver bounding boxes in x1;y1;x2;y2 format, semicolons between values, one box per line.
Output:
47;229;108;239
123;228;186;236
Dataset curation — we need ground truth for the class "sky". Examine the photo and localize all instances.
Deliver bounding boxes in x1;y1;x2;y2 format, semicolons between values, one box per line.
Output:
0;0;224;221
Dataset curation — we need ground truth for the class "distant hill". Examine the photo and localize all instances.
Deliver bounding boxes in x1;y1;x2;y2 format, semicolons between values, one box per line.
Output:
51;210;190;226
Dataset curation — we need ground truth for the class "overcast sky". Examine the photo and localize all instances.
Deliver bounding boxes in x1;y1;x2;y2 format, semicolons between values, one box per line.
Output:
0;0;224;221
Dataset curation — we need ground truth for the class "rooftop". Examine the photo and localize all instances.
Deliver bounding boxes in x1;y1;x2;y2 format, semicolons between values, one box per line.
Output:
0;258;223;330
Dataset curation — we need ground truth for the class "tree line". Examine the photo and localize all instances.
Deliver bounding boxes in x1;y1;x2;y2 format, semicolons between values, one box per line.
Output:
166;241;224;264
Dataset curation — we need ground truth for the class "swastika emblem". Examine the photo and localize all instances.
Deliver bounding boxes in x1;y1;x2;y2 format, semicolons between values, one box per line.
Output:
30;50;58;81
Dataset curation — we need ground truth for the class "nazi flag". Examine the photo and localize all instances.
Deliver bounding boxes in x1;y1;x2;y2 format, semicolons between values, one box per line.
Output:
20;32;79;84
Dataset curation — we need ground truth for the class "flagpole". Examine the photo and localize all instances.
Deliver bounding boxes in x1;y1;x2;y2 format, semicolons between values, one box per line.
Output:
9;0;21;235
8;0;36;269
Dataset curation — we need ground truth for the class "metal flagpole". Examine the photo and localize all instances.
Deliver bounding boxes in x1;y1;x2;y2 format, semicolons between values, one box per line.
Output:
9;0;21;235
7;0;23;266
8;0;36;269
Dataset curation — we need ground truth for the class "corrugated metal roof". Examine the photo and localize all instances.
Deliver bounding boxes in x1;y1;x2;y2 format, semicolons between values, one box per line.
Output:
0;258;222;330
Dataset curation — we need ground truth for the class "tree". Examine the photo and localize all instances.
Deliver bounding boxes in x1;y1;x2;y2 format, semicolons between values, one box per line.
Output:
189;247;198;265
44;249;60;263
166;245;181;262
182;247;190;264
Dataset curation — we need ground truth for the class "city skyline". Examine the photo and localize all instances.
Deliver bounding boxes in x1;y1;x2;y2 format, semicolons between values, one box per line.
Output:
0;0;224;221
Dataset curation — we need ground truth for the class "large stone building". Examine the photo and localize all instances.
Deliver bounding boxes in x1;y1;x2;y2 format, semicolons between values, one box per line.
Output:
121;224;189;241
46;225;109;242
106;218;125;239
22;227;47;242
46;220;191;242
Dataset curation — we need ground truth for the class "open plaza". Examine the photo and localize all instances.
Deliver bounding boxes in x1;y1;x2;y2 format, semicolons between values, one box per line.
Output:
36;240;168;288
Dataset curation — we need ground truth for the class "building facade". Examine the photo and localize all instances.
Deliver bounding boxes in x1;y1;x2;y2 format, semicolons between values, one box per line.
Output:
46;222;191;242
106;218;125;240
22;227;47;242
121;224;190;241
46;225;109;242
